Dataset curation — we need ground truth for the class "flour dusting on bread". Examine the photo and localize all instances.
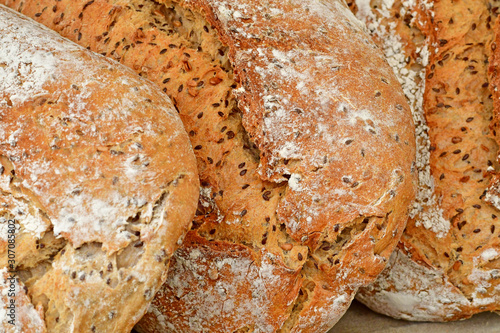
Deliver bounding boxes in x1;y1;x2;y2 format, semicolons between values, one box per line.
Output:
357;249;470;321
355;0;450;237
0;11;82;105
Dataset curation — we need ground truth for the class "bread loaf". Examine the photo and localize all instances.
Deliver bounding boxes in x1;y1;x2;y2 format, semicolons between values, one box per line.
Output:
2;0;417;331
0;6;199;332
351;0;500;321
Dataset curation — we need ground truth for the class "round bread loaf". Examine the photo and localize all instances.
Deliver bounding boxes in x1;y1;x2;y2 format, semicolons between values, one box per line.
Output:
0;6;199;332
2;0;417;331
351;0;500;321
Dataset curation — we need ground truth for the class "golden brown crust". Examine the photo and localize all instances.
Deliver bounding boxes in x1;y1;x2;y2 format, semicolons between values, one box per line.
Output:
0;6;199;332
138;231;303;333
353;0;500;321
2;0;416;331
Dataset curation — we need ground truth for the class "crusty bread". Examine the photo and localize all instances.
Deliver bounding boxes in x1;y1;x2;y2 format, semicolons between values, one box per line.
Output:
351;0;500;321
0;6;199;332
2;0;417;331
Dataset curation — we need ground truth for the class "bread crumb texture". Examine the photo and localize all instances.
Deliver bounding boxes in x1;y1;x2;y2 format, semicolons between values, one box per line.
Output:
0;6;199;332
352;0;500;321
1;0;416;331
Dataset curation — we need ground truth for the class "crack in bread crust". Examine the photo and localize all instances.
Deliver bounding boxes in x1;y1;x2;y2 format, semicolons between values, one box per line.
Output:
2;0;416;331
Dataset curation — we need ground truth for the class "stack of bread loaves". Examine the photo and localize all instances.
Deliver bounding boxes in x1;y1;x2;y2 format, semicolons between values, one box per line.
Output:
1;0;418;332
350;0;500;322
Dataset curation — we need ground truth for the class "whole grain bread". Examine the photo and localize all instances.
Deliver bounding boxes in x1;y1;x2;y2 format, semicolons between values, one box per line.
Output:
0;6;199;332
351;0;500;321
2;0;417;331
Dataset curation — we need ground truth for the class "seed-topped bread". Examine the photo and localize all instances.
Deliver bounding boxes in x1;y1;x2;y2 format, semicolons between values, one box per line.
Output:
2;0;417;331
0;6;199;332
351;0;500;321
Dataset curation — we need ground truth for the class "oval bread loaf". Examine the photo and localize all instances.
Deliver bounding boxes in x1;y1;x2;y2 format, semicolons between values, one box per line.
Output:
351;0;500;321
2;0;417;331
0;6;199;332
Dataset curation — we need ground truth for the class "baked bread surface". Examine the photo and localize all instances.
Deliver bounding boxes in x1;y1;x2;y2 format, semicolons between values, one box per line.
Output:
2;0;417;331
0;6;199;332
352;0;500;321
